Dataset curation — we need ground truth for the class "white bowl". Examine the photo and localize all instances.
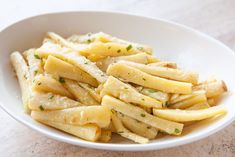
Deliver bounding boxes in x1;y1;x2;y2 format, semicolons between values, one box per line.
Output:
0;11;235;151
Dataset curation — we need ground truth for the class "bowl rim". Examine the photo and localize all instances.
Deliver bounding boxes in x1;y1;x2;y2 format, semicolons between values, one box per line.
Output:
0;10;235;151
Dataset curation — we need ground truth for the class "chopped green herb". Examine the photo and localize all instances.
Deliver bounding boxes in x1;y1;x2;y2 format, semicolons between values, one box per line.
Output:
34;70;38;75
147;126;151;129
39;105;44;111
34;54;40;60
49;95;54;100
117;131;124;134
101;74;105;77
120;113;124;117
137;47;144;51
87;39;91;43
84;62;89;64
148;89;157;93
165;101;171;107
124;87;128;90
126;44;132;51
111;109;116;114
127;72;130;75
108;46;111;49
175;128;180;134
141;98;145;101
117;49;121;53
23;74;27;79
37;82;41;86
59;77;65;83
142;78;146;81
140;113;146;117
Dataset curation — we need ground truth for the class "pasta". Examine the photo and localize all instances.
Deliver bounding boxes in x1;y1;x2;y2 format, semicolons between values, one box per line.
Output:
10;32;228;144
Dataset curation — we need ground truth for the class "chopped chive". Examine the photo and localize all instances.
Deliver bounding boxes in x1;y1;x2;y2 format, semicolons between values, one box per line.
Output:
23;74;27;79
39;105;44;111
84;62;88;64
175;128;180;134
34;70;38;75
120;112;124;117
127;72;130;75
140;113;146;117
137;47;144;51
117;131;124;134
142;78;146;81
117;49;121;53
37;82;41;85
59;77;65;83
49;95;54;100
126;44;132;51
141;98;145;101
148;89;157;93
34;54;40;59
87;39;91;43
124;87;128;90
111;109;116;114
165;101;171;107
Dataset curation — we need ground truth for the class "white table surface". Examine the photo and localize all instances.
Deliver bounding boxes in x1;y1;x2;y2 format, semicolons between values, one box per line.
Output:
1;0;235;156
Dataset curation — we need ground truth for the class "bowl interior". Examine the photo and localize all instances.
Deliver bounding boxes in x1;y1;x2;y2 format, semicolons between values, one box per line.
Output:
0;12;235;151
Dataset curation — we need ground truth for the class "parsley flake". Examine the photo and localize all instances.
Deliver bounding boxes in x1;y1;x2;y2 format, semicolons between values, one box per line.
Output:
49;95;54;100
141;98;145;101
142;78;146;81
23;74;27;79
37;82;42;86
39;105;44;111
111;109;116;114
34;54;40;60
117;131;124;134
165;101;171;107
34;70;38;75
175;128;180;134
148;89;157;93
126;44;132;51
87;39;91;43
59;77;65;83
140;113;146;117
117;49;121;53
137;47;144;51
